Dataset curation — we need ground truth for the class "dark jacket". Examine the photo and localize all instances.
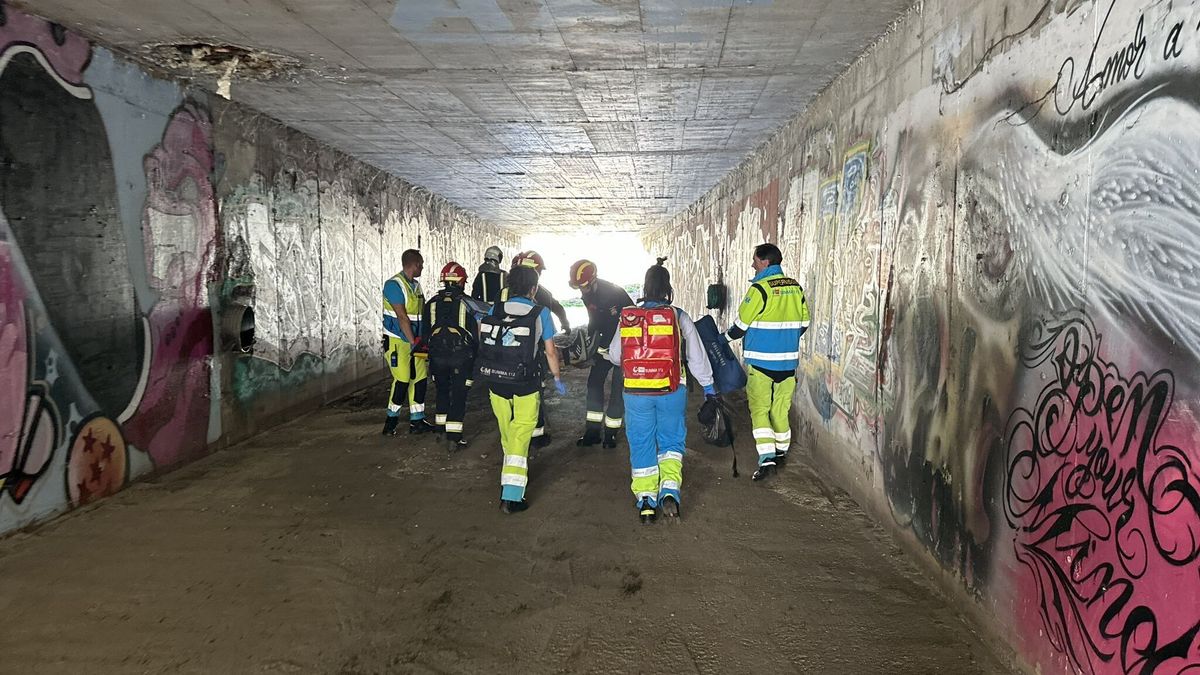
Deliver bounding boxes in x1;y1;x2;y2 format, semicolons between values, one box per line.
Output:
535;286;570;331
584;278;633;348
420;285;479;371
471;264;507;304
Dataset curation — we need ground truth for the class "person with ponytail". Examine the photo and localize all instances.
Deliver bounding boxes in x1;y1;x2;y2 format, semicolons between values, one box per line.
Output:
603;259;715;524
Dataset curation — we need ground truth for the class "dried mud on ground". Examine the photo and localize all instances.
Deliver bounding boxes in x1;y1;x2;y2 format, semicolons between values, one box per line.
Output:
0;370;1017;674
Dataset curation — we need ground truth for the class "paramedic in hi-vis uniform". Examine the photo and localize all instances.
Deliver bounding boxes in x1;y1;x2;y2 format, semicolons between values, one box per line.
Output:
605;261;715;524
725;243;810;481
381;249;435;436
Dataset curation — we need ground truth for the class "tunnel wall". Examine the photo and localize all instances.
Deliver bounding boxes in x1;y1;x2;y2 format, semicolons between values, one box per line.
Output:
644;0;1200;671
0;7;516;534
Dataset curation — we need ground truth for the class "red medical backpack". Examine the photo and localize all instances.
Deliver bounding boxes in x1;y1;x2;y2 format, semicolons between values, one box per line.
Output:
619;305;681;394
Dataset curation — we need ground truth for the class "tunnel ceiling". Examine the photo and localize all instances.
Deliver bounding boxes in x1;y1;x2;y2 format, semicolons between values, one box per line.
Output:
26;0;912;231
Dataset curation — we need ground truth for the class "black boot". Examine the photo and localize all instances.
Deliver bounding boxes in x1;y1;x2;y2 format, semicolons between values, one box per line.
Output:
752;459;777;482
409;418;437;434
660;495;680;521
774;452;788;467
638;498;657;525
576;428;602;447
447;436;468;452
500;499;529;514
602;429;620;449
531;431;551;448
381;416;400;436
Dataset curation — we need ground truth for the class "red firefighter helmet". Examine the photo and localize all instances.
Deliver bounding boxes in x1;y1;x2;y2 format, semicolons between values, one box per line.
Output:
569;259;597;289
514;250;545;273
439;261;467;285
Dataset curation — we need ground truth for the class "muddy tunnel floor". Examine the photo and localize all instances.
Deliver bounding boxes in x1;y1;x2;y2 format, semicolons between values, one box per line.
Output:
0;369;1016;674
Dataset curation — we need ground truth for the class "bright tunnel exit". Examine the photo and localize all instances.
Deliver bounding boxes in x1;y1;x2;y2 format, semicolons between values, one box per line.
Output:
520;231;656;331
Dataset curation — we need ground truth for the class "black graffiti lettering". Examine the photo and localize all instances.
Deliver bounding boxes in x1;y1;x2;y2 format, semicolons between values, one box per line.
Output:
1054;0;1147;115
1065;463;1095;499
1005;315;1200;673
1163;20;1184;59
1123;377;1170;461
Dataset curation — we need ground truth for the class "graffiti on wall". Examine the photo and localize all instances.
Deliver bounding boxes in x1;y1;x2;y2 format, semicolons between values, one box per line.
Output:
216;137;521;408
644;0;1200;670
1005;314;1200;674
0;5;216;526
0;4;516;534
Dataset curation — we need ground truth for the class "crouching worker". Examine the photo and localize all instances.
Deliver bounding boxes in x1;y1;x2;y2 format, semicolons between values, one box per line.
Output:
605;262;715;524
422;262;478;451
477;265;568;514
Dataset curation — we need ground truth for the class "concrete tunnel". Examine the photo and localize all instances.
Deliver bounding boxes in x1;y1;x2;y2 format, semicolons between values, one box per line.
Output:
0;0;1198;671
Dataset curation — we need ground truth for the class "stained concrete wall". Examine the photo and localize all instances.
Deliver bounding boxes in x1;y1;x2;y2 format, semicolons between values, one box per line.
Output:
0;6;516;534
645;0;1200;671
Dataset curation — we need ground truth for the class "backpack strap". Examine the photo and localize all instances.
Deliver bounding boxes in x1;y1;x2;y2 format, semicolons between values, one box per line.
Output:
672;306;686;367
527;303;545;330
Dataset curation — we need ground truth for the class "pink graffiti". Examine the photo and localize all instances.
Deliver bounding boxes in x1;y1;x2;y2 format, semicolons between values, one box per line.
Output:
0;238;56;502
1005;315;1200;674
120;104;216;468
0;5;91;95
0;241;29;484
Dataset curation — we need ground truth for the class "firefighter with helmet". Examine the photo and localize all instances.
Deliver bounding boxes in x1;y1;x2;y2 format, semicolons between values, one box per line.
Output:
421;262;479;451
509;251;570;332
569;259;633;448
472;245;507;304
605;260;715;524
505;250;569;448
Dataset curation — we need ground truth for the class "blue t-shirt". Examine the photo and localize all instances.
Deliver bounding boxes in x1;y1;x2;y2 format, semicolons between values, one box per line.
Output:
383;278;406;306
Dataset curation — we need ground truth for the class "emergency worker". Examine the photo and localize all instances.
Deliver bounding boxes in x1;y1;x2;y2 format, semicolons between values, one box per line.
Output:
569;259;633;448
510;251;570;331
477;265;567;513
504;250;569;447
605;262;715;524
725;243;810;480
471;245;507;304
382;249;435;435
422;262;478;450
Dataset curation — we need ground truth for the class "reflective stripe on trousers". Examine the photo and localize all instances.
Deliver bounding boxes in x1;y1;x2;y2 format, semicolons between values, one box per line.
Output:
624;387;687;506
490;390;541;502
746;368;796;465
585;358;625;432
386;336;428;419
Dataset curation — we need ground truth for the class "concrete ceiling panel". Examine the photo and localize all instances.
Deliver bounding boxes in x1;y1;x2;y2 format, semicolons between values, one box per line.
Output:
28;0;915;231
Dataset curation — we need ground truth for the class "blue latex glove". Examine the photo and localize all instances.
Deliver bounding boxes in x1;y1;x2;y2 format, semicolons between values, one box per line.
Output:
555;378;568;396
703;384;716;397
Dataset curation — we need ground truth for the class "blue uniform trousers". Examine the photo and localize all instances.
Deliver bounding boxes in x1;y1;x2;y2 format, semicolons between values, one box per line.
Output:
623;386;687;508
